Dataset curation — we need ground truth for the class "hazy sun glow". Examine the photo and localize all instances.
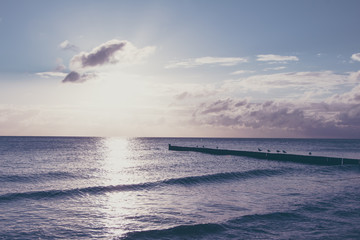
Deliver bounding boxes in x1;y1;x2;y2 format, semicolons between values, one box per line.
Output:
1;1;360;138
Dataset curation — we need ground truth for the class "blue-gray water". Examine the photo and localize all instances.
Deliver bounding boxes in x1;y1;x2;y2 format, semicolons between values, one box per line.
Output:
0;137;360;239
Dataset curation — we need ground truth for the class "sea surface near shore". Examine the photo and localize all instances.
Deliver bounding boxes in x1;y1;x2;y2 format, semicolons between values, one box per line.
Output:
0;137;359;239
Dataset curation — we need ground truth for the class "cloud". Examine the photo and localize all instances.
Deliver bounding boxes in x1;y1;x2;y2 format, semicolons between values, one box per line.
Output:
62;71;96;83
70;40;126;69
55;58;66;71
69;39;155;71
36;58;66;79
200;99;235;114
225;71;353;94
263;66;286;71
36;72;67;78
351;53;360;62
257;54;299;62
191;96;360;138
172;83;222;101
173;71;360;137
348;70;360;82
328;82;360;104
166;56;247;68
59;40;79;52
61;39;155;83
230;70;255;75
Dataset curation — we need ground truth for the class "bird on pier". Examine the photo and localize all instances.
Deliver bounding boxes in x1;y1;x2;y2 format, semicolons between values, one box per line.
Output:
258;148;262;152
276;150;280;153
309;152;312;155
282;150;287;153
267;150;271;152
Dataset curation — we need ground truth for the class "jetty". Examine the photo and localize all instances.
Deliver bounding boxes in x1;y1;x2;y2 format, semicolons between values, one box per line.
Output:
168;144;360;165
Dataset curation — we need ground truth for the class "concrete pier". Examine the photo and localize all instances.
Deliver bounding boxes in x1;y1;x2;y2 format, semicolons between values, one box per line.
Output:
168;144;360;165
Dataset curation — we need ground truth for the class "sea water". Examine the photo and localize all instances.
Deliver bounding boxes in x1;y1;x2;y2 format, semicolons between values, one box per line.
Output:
0;137;359;239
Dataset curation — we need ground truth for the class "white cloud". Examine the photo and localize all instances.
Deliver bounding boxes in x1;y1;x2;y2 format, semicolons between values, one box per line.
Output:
196;57;247;66
351;53;360;62
173;84;220;100
257;54;299;62
55;58;66;71
59;40;79;52
36;72;67;78
263;66;286;71
230;70;255;75
348;70;360;82
36;58;66;78
166;56;247;68
327;80;360;104
226;71;352;94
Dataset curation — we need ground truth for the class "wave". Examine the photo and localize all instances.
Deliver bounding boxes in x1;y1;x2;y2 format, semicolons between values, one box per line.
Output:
0;171;82;183
121;194;360;240
162;168;285;186
122;223;226;240
0;168;286;203
121;211;307;240
0;182;157;203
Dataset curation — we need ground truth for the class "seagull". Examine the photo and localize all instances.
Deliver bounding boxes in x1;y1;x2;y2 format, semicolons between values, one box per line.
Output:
258;148;262;152
267;150;271;152
309;152;312;155
282;150;287;153
276;150;280;153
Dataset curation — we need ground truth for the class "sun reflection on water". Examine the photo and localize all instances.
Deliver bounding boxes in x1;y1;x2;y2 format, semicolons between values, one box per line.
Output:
103;137;133;168
98;138;143;184
95;138;143;237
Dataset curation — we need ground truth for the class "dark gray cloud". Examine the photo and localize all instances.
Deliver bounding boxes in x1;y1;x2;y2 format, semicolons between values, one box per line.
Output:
71;40;126;69
61;39;155;84
338;105;360;127
62;41;126;83
201;99;232;114
61;40;125;83
62;71;96;83
192;98;360;138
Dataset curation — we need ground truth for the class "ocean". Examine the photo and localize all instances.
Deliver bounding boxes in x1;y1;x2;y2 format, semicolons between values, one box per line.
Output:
0;137;359;239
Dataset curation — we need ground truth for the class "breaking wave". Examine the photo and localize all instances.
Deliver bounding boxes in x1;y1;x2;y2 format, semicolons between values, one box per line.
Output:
0;168;286;203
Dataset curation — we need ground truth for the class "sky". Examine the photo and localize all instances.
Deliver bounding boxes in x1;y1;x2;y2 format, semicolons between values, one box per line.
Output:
0;0;360;138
